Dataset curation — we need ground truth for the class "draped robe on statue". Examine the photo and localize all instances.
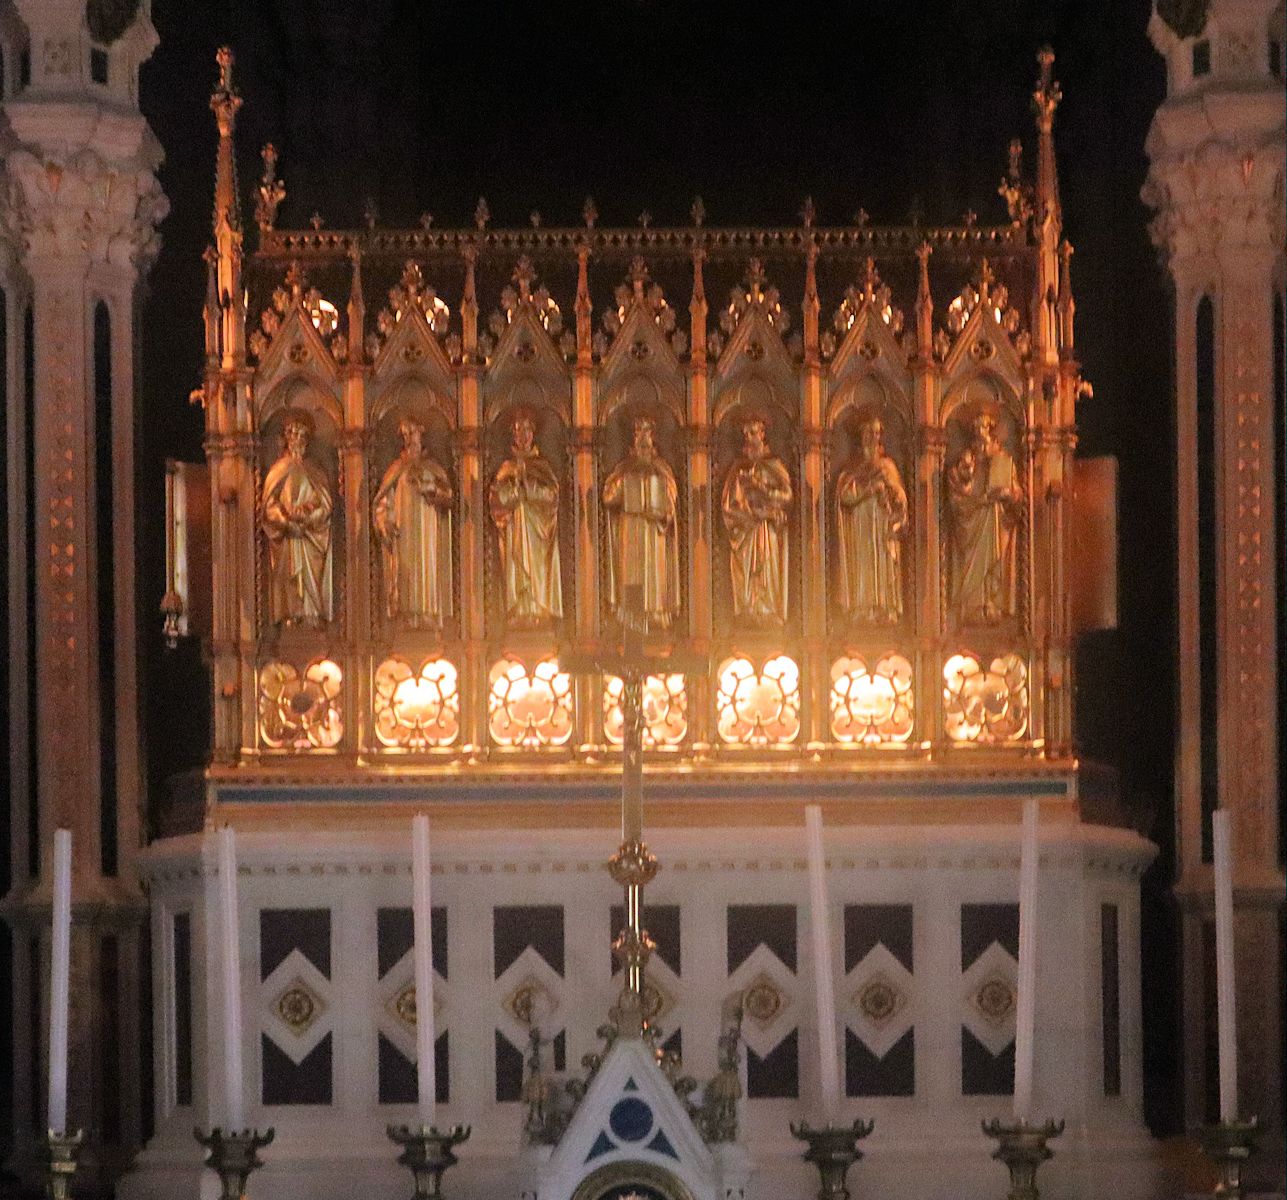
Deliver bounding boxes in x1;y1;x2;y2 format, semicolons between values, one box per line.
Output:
261;438;333;625
489;445;562;625
602;442;680;628
721;442;792;625
946;427;1020;625
836;445;907;624
374;447;454;628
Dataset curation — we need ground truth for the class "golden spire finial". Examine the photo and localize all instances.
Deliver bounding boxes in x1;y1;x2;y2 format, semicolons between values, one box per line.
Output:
583;196;598;229
800;195;816;229
689;196;705;228
1033;45;1061;131
627;255;649;297
861;256;880;299
474;196;490;231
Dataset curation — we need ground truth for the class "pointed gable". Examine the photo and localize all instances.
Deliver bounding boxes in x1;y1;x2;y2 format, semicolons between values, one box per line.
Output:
538;1037;720;1200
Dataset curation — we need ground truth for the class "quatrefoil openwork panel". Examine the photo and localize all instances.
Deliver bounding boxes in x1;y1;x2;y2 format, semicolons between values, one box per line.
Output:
942;652;1028;743
258;658;343;749
373;657;460;748
487;654;574;748
715;655;801;746
829;653;914;745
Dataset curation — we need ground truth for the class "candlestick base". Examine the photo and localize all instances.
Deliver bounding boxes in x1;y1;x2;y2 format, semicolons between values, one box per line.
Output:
790;1119;875;1200
1200;1117;1259;1199
386;1124;471;1199
43;1130;83;1200
981;1119;1064;1200
194;1127;275;1200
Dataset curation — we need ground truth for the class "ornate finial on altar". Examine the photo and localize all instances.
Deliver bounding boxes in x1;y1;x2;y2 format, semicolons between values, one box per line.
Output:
309;212;323;231
418;212;434;231
976;256;995;301
800;195;816;229
1033;45;1062;131
583;195;598;229
627;254;650;297
861;256;880;299
210;46;242;139
284;260;306;303
803;239;820;366
1057;239;1076;353
690;244;707;366
575;243;592;364
638;209;653;230
513;255;536;302
461;243;478;358
690;196;706;227
915;240;934;362
347;245;365;365
529;210;542;229
255;144;286;235
474;196;490;231
999;137;1034;226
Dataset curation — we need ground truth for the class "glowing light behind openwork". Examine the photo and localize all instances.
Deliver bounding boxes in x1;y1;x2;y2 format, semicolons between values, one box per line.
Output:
603;674;688;748
258;659;343;749
942;652;1028;743
830;653;914;744
373;657;460;748
716;655;801;745
487;655;574;748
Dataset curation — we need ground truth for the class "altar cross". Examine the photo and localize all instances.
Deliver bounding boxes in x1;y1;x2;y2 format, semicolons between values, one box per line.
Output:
563;585;705;1028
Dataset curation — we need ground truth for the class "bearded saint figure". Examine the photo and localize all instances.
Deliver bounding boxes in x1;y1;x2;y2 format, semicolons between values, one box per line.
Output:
261;414;333;626
945;411;1022;624
489;412;562;626
835;415;908;624
602;415;681;628
373;416;454;628
721;417;792;626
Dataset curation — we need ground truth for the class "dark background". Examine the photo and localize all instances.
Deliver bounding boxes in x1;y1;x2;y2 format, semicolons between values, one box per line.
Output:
134;0;1177;1134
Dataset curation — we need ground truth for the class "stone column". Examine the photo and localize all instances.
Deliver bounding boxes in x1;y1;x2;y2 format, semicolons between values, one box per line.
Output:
1144;0;1286;1143
0;0;166;1187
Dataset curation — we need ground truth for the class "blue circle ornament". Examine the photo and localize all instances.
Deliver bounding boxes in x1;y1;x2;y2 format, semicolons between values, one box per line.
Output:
608;1097;654;1143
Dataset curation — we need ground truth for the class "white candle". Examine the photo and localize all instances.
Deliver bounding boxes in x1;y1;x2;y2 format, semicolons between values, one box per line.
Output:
804;805;841;1122
1212;809;1238;1122
47;828;72;1134
412;815;437;1127
1013;798;1039;1123
217;826;245;1130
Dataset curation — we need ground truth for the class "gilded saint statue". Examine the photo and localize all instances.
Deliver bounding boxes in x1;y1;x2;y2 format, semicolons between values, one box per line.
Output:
602;416;680;629
261;414;334;626
489;412;563;627
835;416;908;624
721;418;792;626
946;411;1022;624
373;416;454;629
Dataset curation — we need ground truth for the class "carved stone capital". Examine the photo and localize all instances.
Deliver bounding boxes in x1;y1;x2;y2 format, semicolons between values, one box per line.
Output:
2;132;168;273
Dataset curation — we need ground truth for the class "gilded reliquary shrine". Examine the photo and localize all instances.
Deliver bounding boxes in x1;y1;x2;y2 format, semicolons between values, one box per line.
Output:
173;150;1096;783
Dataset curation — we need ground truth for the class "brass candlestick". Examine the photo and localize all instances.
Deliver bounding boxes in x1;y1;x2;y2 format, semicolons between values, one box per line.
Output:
43;1130;83;1200
790;1119;875;1200
981;1119;1064;1200
387;1124;471;1200
1200;1118;1259;1199
194;1127;275;1200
